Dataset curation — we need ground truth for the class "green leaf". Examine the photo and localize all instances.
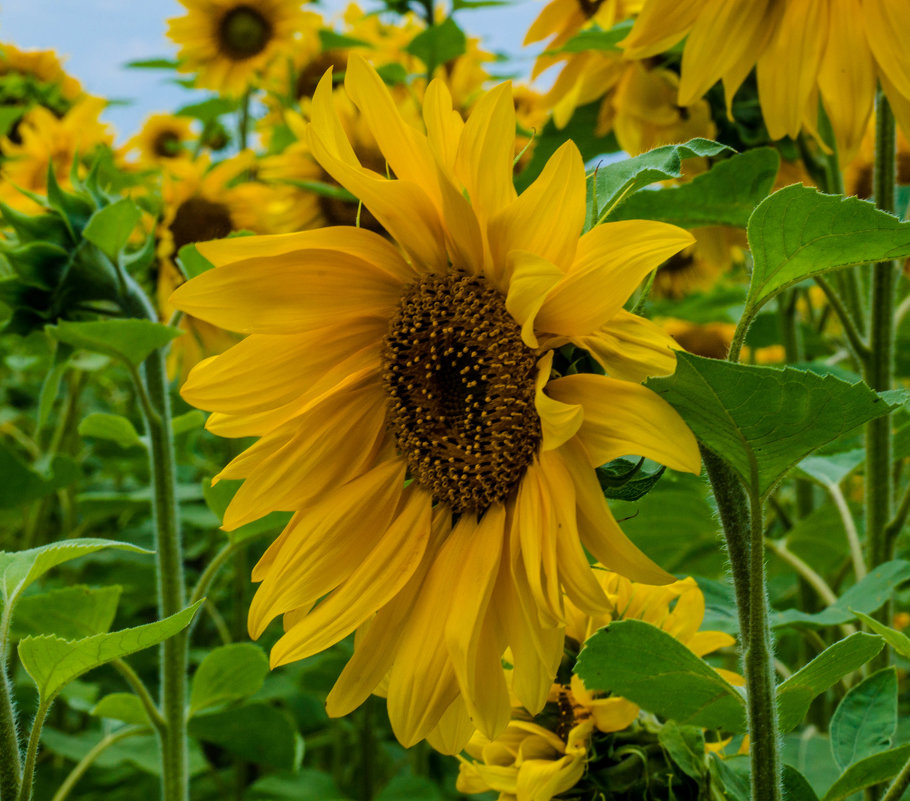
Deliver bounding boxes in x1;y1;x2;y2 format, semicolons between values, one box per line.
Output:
47;319;182;367
176;243;215;280
745;186;910;323
709;755;751;801
646;353;897;496
124;58;179;69
658;721;707;780
18;600;203;701
91;692;150;726
588;138;733;225
820;744;910;801
0;442;80;509
175;96;237;121
796;449;866;486
81;199;142;261
317;30;370;49
576;619;746;732
9;585;121;640
830;668;897;769
171;410;205;436
188;703;301;770
597;457;665;501
608;148;779;229
852;612;910;660
78;412;145;450
405;17;467;74
783;765;820;801
552;20;633;54
189;643;269;715
0;538;149;613
36;351;68;433
773;561;910;630
776;633;884;732
246;770;347;801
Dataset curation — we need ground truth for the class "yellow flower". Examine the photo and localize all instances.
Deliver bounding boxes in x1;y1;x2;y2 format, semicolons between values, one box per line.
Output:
170;55;701;752
167;0;308;96
622;0;910;161
124;113;196;166
0;97;112;213
652;226;744;300
457;719;595;801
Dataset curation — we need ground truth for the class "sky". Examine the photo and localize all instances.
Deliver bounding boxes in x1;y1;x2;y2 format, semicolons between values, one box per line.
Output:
0;0;540;141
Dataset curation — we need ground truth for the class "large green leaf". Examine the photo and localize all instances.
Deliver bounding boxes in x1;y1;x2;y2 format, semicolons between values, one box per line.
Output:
47;319;181;367
0;538;149;613
405;17;466;74
9;585;121;640
576;619;746;732
796;449;865;486
745;185;910;321
188;703;301;770
189;642;269;715
608;148;779;229
18;600;202;701
830;668;897;770
776;633;884;732
588;138;733;225
646;353;897;496
658;721;707;781
773;560;910;630
81;199;142;261
821;745;910;801
783;765;820;801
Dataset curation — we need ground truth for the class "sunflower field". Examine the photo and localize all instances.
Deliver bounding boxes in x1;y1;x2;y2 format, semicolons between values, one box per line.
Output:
2;1;910;800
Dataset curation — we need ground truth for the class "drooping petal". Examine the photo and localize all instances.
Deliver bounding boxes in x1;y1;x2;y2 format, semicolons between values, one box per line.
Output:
865;0;910;102
559;437;675;585
547;373;701;474
575;310;679;382
620;0;701;59
505;251;564;347
425;696;475;756
269;486;433;665
170;249;404;334
534;352;583;452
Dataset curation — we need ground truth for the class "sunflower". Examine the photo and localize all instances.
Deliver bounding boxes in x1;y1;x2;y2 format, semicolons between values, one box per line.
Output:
0;42;84;131
124;113;196;166
167;0;308;96
170;55;701;751
622;0;910;161
0;97;111;213
456;570;739;799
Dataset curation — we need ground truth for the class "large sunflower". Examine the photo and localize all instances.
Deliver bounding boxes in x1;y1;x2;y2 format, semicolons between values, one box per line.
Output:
621;0;910;161
171;55;701;751
167;0;307;96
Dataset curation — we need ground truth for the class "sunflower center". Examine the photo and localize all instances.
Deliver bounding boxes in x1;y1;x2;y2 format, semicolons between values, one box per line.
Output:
153;131;182;158
382;274;541;514
218;5;273;60
169;197;234;253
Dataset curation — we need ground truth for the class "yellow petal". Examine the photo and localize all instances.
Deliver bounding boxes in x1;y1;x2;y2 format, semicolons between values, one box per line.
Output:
488;140;585;274
454;82;518;224
197;225;414;282
181;318;384;415
505;250;564;348
170;249;403;334
535;222;695;337
575;310;679;382
425;696;475;756
248;460;406;640
865;0;910;102
688;630;737;657
270;486;433;665
559;437;675;585
620;0;701;59
588;696;640;733
423;78;464;174
547;374;701;474
534;352;583;451
756;0;828;140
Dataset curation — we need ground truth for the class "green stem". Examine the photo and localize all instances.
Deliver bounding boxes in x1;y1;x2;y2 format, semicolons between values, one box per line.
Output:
50;727;146;801
744;484;782;801
0;606;22;801
864;93;898;580
881;753;910;801
814;276;870;362
111;660;165;734
120;277;188;801
15;701;49;801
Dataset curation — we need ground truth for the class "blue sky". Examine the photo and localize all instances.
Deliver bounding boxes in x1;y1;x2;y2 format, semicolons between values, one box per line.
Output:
0;0;540;141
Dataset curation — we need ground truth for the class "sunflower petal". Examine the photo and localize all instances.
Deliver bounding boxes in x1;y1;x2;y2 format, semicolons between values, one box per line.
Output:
535;352;584;451
575;310;679;382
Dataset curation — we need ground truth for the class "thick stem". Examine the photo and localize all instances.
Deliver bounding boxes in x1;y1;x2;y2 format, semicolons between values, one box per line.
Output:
864;94;898;584
120;278;188;801
0;606;21;801
744;484;782;801
15;701;49;801
881;752;910;801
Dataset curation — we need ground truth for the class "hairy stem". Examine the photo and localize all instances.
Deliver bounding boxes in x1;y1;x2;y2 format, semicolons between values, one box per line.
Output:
15;701;48;801
881;752;910;801
0;606;21;801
